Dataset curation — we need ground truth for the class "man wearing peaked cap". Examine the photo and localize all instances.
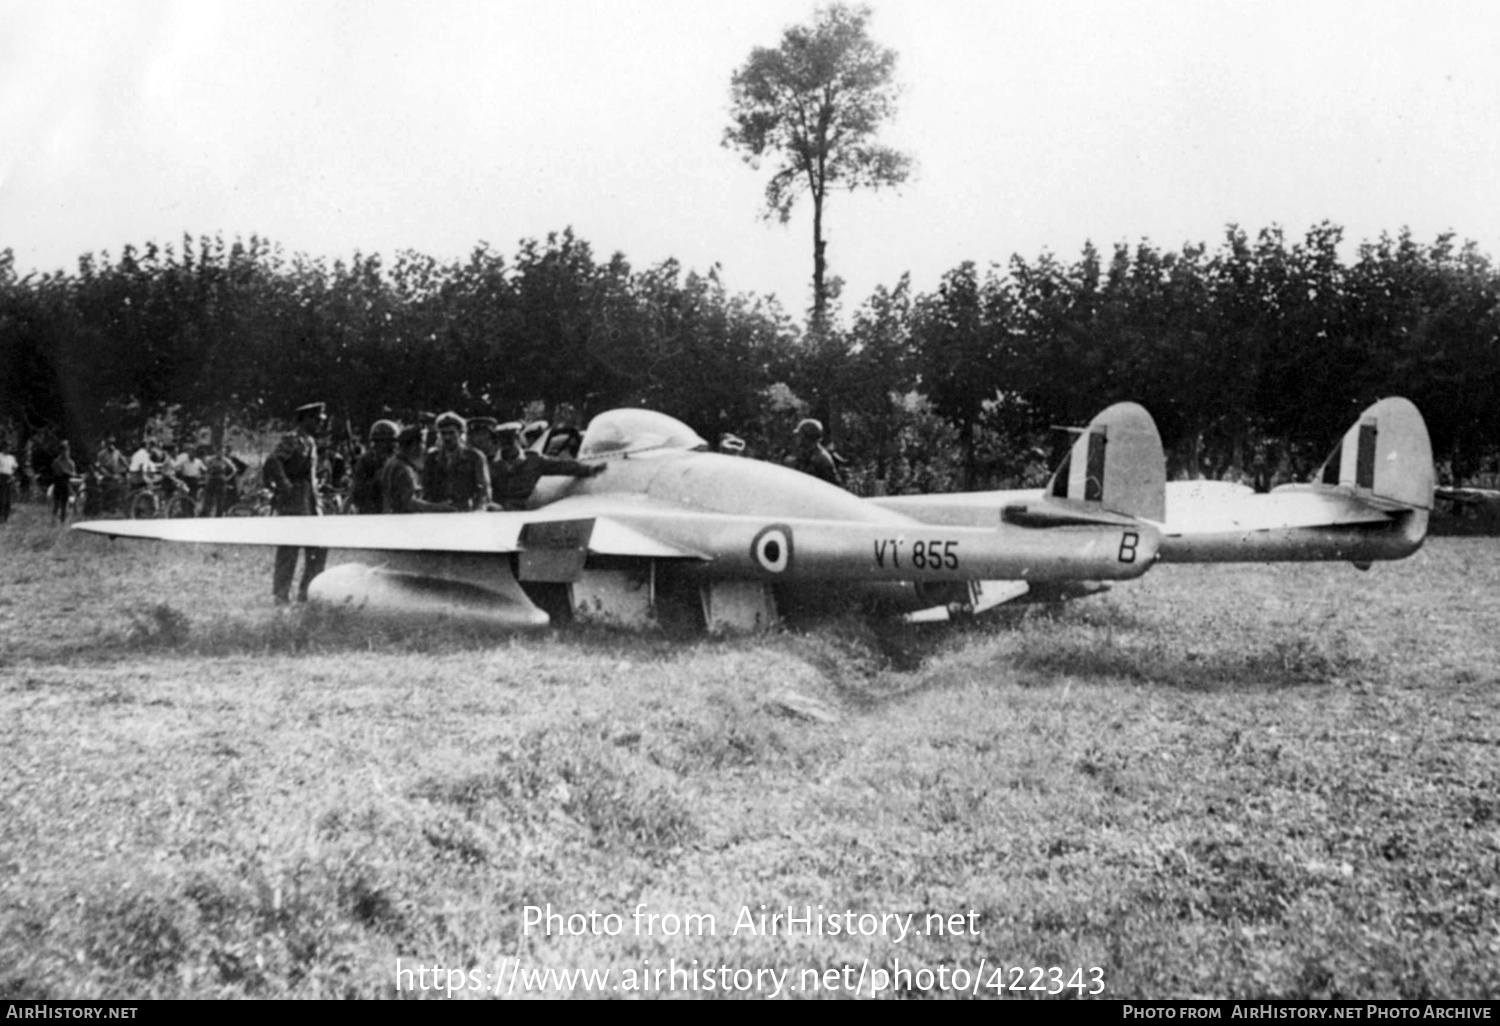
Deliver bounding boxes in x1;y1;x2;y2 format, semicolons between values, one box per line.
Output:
265;401;329;603
422;411;490;511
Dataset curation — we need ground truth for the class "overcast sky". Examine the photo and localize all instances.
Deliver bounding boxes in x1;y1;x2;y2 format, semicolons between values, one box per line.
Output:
4;0;1498;316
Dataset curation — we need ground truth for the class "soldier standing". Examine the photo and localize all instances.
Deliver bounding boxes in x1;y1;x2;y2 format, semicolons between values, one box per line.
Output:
265;402;329;603
349;419;399;514
488;420;603;511
381;426;455;513
422;412;491;511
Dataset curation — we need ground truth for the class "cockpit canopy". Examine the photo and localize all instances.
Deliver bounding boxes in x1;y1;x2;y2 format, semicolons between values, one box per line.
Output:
577;409;709;459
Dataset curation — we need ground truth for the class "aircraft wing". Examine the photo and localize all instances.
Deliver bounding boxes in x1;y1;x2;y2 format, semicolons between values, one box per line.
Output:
71;494;708;559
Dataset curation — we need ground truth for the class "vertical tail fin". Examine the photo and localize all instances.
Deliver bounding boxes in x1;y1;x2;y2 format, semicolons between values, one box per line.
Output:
1046;402;1166;522
1314;397;1434;510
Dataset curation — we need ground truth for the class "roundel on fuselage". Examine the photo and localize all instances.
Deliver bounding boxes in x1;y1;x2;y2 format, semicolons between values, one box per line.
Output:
751;524;793;574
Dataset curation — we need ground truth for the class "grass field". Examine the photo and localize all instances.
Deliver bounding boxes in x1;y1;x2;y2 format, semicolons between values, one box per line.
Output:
2;501;1498;999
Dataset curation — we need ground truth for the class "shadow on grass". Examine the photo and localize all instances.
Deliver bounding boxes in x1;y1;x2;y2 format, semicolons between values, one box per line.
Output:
1012;630;1367;692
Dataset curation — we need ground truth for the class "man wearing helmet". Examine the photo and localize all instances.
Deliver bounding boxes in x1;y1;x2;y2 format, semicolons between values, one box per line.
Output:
349;419;399;514
789;418;843;486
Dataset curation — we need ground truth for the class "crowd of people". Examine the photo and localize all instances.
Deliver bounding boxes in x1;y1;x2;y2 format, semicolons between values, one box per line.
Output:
262;402;609;602
2;402;849;607
264;401;846;603
0;431;262;525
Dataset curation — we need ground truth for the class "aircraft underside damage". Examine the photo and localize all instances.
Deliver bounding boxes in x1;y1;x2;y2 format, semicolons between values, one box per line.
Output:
566;559;657;628
555;559;779;633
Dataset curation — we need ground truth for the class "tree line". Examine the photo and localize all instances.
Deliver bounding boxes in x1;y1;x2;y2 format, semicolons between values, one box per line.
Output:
2;221;1497;492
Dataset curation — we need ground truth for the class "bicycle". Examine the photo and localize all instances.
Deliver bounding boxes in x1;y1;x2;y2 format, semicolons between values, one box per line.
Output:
319;482;352;515
226;487;276;517
83;471;130;517
128;472;196;519
54;476;87;523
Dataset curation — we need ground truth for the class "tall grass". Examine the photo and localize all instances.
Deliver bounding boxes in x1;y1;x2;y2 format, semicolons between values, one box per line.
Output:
2;502;1498;998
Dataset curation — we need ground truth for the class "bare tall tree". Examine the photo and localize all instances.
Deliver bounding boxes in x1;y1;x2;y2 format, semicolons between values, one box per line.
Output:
724;3;912;328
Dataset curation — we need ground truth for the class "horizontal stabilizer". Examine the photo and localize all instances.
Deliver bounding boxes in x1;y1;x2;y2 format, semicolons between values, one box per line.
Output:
1001;499;1143;529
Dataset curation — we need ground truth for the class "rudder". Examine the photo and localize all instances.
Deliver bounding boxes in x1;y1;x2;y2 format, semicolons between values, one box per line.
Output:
1315;397;1434;510
1046;402;1166;522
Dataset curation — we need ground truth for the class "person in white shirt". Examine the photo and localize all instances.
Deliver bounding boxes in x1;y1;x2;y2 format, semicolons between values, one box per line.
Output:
128;441;160;487
0;444;17;523
173;447;206;499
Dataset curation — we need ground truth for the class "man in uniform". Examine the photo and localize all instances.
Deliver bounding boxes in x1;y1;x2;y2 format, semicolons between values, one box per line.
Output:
789;418;843;486
382;425;455;513
488;420;603;511
422;411;491;511
466;417;500;462
265;402;329;603
349;419;400;514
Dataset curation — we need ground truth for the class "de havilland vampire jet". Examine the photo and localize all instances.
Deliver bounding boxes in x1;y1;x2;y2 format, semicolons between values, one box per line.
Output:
872;397;1435;576
71;405;1169;631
